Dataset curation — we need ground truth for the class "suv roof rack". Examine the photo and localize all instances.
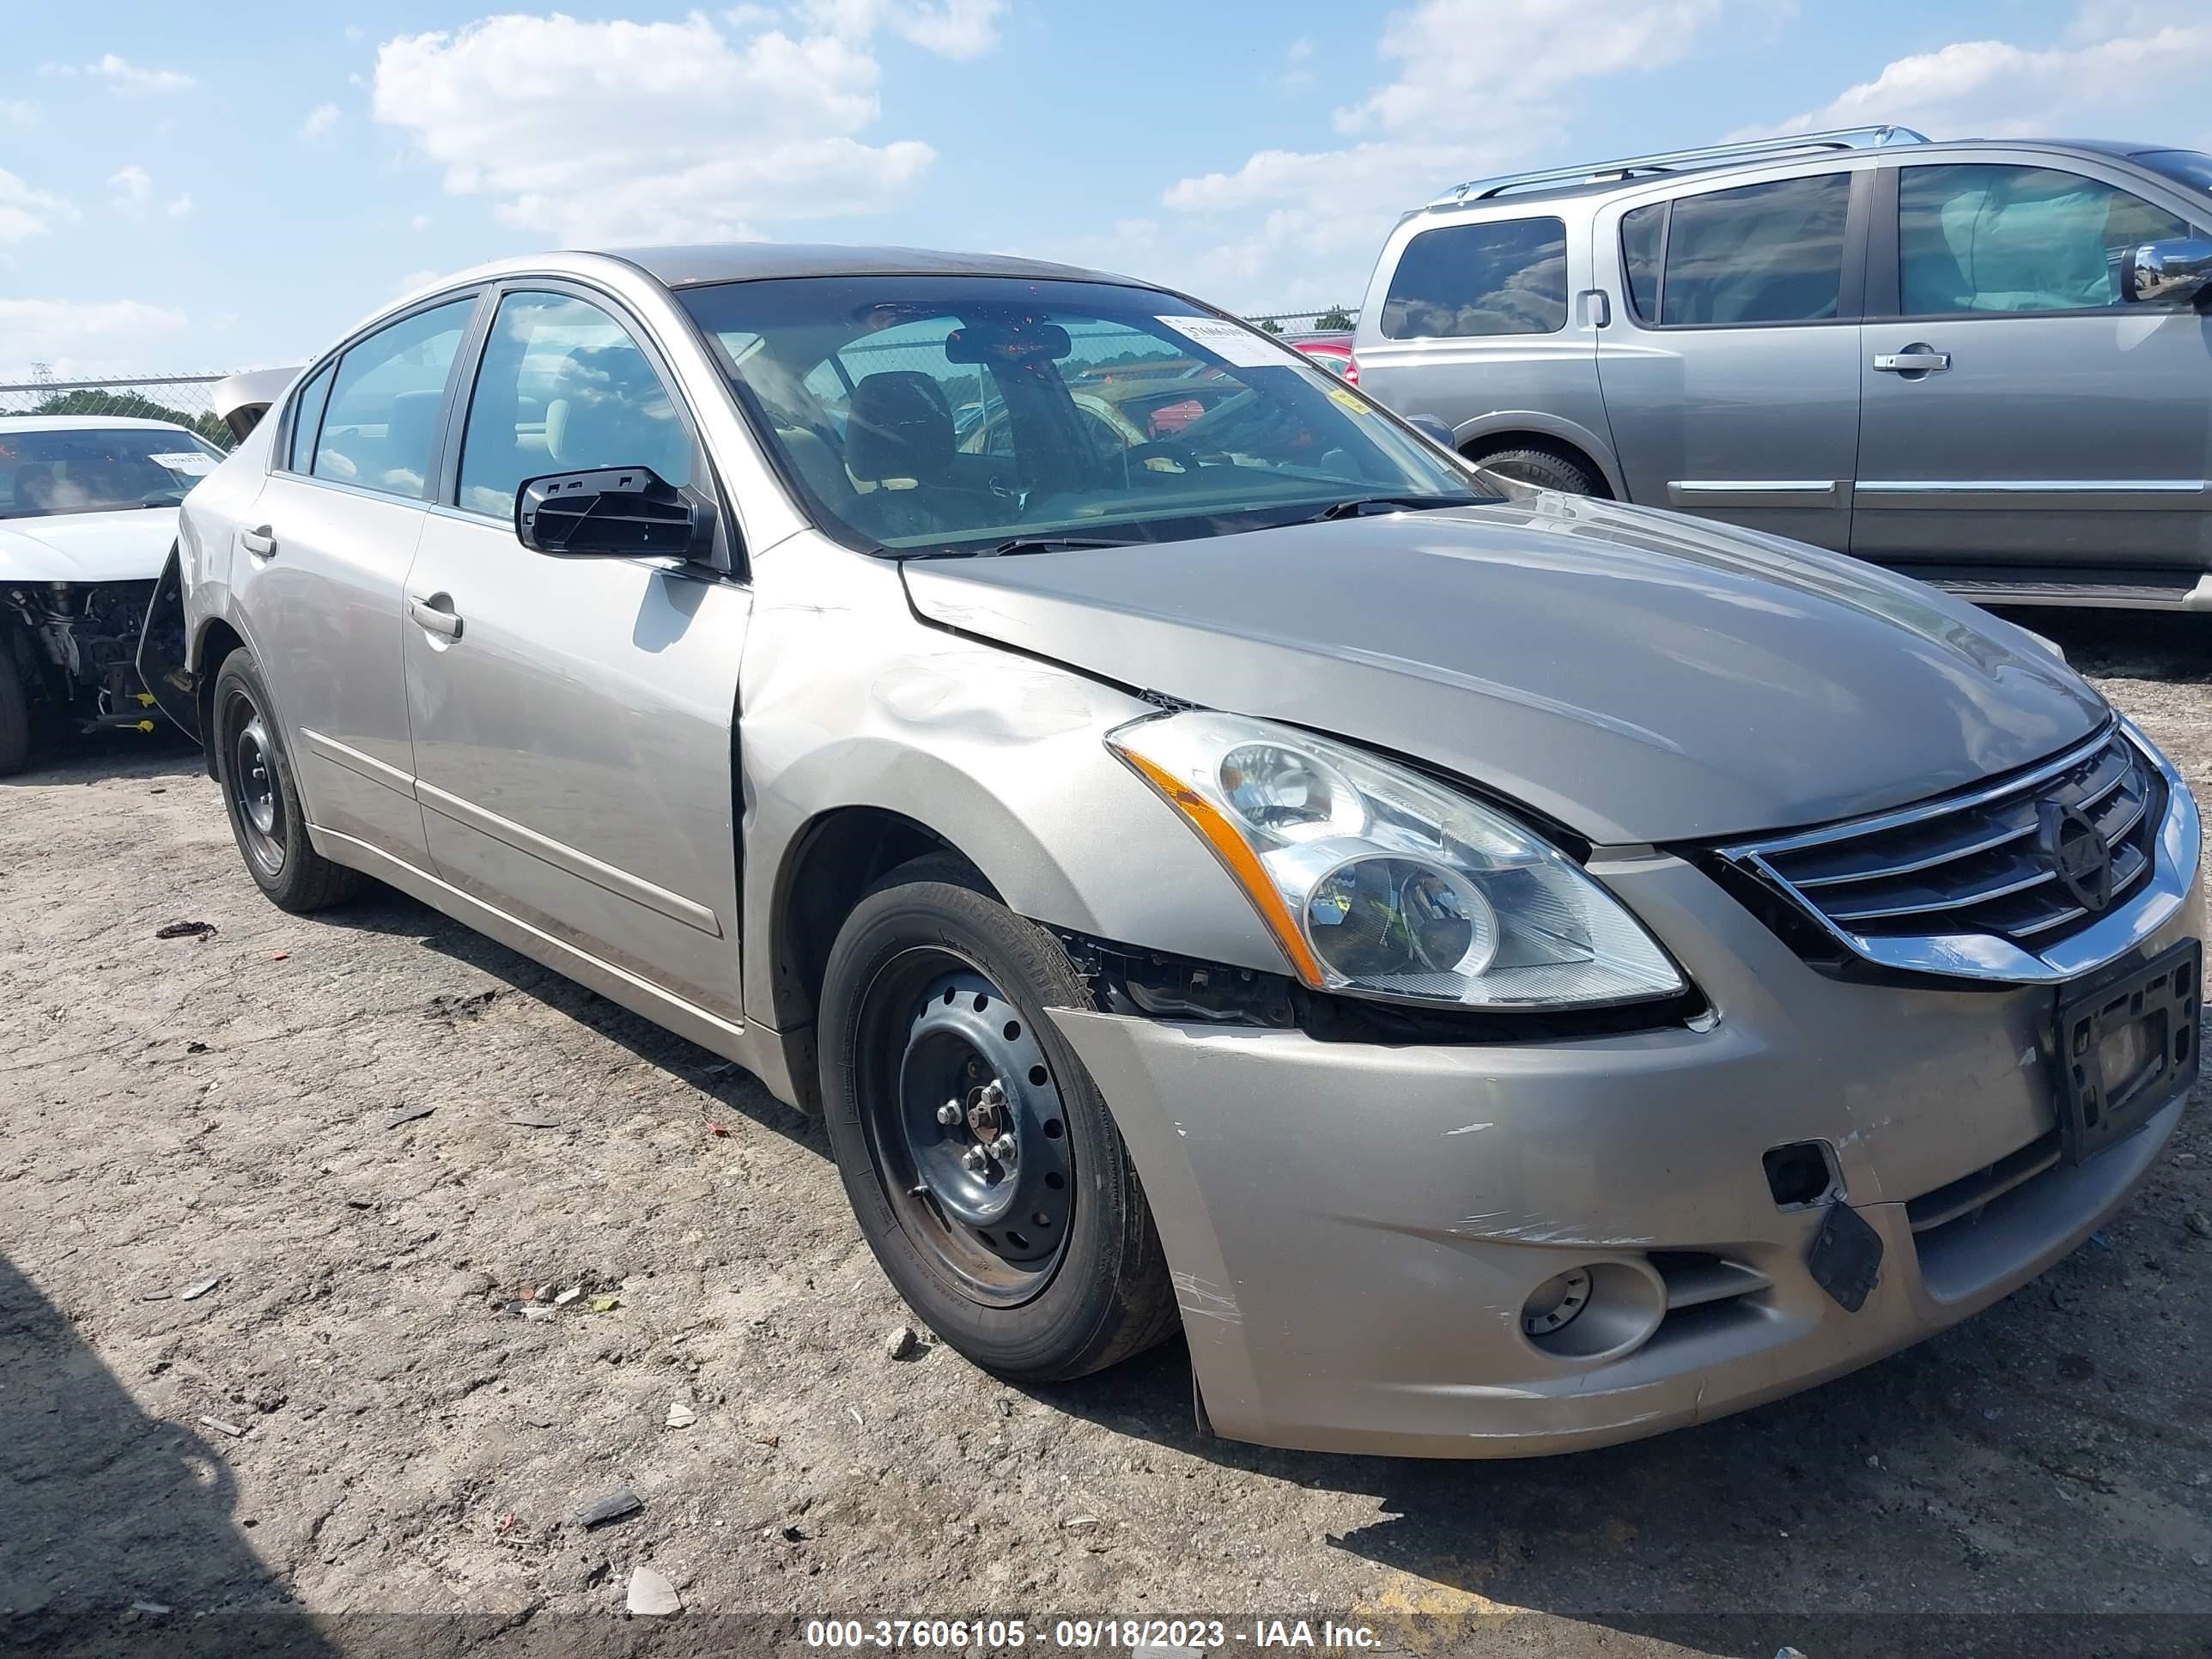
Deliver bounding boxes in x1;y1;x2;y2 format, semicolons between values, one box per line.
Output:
1426;125;1929;208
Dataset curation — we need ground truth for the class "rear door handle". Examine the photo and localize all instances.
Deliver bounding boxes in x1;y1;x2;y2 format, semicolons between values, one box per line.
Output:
408;594;464;641
1872;349;1951;374
240;525;276;556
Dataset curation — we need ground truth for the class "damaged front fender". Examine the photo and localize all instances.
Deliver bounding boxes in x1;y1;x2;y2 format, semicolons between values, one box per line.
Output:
135;545;198;742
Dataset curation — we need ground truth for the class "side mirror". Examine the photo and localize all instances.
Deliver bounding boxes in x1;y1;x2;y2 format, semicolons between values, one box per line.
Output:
2123;238;2212;307
1403;414;1458;450
515;466;717;563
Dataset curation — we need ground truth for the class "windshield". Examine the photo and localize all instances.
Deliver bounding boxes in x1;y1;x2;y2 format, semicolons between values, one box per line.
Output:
677;276;1489;556
2133;149;2212;200
0;426;222;520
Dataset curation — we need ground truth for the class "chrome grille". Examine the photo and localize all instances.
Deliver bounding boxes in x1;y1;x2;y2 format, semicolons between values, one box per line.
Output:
1726;726;2160;953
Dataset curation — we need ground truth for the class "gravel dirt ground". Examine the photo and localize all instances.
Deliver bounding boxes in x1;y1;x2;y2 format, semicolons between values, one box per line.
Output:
3;609;2210;1659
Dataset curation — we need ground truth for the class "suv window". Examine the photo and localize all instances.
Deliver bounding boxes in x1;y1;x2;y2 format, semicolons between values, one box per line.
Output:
1656;173;1850;325
1899;164;2192;316
312;298;475;501
1620;203;1664;321
1379;218;1567;339
285;362;335;475
457;291;694;520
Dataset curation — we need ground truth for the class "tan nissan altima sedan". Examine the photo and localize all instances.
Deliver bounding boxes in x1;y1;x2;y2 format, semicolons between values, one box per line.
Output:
139;245;2200;1456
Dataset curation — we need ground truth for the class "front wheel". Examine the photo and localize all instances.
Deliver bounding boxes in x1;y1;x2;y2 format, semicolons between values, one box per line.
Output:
818;856;1178;1382
1469;445;1601;496
210;650;360;913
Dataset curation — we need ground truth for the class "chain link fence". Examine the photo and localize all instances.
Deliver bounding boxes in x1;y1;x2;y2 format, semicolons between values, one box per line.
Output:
1246;309;1359;335
0;374;236;449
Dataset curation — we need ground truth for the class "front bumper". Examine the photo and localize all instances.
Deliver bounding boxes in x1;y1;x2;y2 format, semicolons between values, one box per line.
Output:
1049;835;2202;1459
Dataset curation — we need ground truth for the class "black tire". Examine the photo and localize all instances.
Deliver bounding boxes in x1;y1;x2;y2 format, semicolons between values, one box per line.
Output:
210;649;360;913
0;639;28;778
818;854;1178;1382
1470;445;1602;496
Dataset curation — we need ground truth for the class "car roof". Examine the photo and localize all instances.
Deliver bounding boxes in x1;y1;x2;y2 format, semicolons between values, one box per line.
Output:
604;242;1136;290
0;414;198;434
1417;136;2197;216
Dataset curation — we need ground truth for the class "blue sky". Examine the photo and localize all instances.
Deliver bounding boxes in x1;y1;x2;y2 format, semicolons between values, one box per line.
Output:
5;0;2210;379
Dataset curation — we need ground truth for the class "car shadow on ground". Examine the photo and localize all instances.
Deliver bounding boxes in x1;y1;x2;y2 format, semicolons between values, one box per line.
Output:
0;1255;341;1659
0;726;204;787
1996;606;2212;684
1025;1320;2200;1658
315;883;830;1160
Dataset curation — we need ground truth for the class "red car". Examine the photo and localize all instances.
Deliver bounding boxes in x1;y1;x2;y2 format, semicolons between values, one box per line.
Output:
1285;330;1357;384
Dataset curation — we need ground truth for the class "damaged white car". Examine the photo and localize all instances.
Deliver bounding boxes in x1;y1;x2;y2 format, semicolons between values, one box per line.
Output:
0;414;224;774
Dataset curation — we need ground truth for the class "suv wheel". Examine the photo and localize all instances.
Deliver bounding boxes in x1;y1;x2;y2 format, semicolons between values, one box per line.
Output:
1471;446;1601;496
211;650;360;913
0;643;29;778
817;855;1178;1382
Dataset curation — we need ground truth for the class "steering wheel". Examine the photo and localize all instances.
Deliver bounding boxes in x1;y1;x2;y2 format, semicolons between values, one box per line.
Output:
1120;439;1203;477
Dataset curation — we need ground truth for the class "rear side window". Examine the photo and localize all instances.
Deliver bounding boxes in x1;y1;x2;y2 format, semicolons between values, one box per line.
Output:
1380;217;1567;338
1659;173;1850;325
312;297;476;501
284;363;334;475
1899;164;2192;316
1620;203;1664;321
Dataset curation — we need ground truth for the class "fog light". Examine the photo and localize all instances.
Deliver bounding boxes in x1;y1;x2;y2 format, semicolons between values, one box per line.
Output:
1518;1260;1667;1360
1521;1267;1591;1336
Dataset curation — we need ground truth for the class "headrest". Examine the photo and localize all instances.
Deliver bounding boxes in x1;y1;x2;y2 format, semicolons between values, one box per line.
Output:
846;370;953;483
384;389;442;461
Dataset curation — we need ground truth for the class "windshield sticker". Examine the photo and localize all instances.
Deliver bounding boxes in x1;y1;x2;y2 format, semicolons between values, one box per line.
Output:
149;452;216;476
1326;387;1370;414
1153;314;1293;369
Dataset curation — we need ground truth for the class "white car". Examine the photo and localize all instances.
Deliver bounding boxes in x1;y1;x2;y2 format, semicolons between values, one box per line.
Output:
0;414;225;774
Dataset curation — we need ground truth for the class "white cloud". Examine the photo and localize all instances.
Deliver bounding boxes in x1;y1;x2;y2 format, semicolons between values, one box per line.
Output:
2;99;39;127
108;165;153;214
165;192;193;219
392;267;443;296
44;53;196;93
0;167;74;245
1755;15;2212;139
301;101;340;140
409;211;431;231
0;299;190;374
798;0;1008;58
371;11;940;243
1155;0;1763;308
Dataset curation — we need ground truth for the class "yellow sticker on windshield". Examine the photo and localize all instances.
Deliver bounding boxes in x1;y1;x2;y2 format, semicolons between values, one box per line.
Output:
1327;387;1368;414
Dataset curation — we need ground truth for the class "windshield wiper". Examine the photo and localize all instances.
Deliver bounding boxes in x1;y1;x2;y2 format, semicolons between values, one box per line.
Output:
980;535;1147;558
893;534;1143;562
1305;493;1480;522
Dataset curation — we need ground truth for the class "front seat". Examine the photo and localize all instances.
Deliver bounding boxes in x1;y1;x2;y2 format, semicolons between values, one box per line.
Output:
544;345;694;483
843;370;997;539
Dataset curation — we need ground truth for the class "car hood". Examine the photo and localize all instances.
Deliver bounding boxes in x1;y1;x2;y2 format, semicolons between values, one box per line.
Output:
901;495;2109;844
0;508;179;585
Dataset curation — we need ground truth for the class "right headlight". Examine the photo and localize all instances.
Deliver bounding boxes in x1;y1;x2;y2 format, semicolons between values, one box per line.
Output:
1108;710;1685;1011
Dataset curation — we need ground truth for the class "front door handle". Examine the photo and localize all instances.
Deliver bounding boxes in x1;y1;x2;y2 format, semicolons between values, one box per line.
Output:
408;593;464;641
1872;347;1952;374
240;525;276;556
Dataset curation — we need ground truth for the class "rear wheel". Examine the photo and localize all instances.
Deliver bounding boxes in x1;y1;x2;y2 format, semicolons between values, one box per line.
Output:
210;650;359;913
1470;445;1602;496
818;856;1177;1382
0;639;28;778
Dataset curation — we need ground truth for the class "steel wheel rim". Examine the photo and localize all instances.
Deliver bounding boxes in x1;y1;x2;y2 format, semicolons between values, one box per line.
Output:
226;697;286;876
858;949;1075;1306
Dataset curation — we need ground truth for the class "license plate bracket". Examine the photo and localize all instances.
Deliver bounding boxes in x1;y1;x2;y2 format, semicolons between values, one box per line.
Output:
2054;938;2200;1165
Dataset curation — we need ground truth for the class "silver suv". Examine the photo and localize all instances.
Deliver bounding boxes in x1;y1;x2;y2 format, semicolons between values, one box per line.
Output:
142;246;2200;1458
1354;126;2212;611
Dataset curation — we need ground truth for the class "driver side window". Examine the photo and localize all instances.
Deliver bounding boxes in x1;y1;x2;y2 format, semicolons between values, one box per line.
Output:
1899;164;2193;316
455;290;694;520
